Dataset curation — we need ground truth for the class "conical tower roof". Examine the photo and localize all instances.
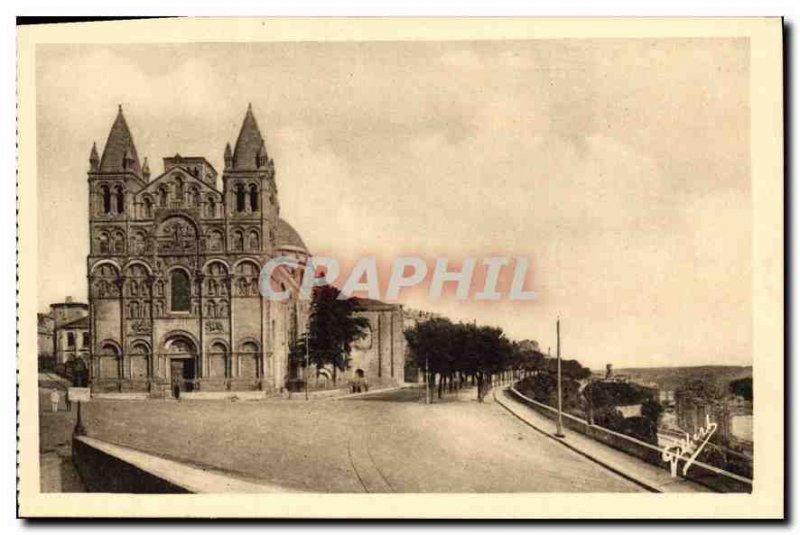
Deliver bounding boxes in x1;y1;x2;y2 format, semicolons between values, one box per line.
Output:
99;105;141;176
142;157;150;179
232;104;265;171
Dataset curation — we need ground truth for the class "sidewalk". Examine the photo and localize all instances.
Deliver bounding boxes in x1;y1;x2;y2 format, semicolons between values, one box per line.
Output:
38;386;86;492
494;387;709;493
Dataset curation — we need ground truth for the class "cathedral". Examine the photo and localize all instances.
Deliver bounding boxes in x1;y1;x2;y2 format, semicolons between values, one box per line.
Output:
86;105;406;397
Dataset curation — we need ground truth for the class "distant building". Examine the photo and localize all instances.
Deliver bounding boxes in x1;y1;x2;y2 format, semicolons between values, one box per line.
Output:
350;298;406;386
674;389;753;452
55;315;90;366
39;297;91;371
37;313;55;367
402;308;440;329
603;363;630;383
617;404;642;418
50;296;89;330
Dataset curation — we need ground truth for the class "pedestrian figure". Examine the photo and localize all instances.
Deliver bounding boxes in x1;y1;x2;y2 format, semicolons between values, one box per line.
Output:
49;389;60;413
65;390;72;411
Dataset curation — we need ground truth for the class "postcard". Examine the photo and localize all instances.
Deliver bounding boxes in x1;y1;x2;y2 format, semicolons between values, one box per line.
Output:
17;17;783;519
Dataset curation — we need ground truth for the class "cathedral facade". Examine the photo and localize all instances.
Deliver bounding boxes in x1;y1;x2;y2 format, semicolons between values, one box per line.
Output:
86;105;407;397
87;105;310;396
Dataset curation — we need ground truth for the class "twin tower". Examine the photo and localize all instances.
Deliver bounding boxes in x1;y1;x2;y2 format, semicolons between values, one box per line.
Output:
85;105;309;397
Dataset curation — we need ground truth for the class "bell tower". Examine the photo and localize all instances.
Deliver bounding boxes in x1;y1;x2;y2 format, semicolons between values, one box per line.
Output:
88;105;147;256
222;104;279;256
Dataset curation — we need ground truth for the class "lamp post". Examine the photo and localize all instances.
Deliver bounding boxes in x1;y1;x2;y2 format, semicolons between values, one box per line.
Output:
73;400;86;436
304;332;310;401
555;317;566;438
425;356;431;405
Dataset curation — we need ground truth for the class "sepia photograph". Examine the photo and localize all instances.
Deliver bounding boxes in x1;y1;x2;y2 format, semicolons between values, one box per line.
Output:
16;17;783;519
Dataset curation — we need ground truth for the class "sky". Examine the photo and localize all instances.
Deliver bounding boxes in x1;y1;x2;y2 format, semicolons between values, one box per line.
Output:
35;39;751;369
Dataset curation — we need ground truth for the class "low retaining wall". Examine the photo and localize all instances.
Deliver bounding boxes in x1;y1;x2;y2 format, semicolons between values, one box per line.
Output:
72;436;189;493
508;386;752;493
72;435;294;493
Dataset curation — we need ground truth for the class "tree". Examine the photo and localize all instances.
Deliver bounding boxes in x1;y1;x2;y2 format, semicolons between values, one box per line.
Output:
405;318;460;400
304;285;370;384
729;377;753;402
405;319;514;402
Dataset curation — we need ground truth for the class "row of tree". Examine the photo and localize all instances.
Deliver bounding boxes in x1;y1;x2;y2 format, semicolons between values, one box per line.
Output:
286;284;592;404
404;317;591;401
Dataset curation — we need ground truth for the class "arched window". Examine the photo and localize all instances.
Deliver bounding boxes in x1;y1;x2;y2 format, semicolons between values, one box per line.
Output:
206;197;216;218
188;186;199;207
235;184;245;212
249;184;258;212
248;230;259;251
207;229;223;252
130;230;146;254
100;185;111;214
158;186;168;207
112;232;125;254
98;232;110;254
232;229;244;251
143;197;153;218
170;270;191;312
115;186;125;214
174;177;184;203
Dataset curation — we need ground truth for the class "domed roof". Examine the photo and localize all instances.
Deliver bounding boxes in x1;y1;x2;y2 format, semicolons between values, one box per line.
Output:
275;218;308;253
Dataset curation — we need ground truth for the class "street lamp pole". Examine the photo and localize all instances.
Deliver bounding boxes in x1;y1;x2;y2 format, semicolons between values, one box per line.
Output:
304;333;310;401
425;356;431;404
555;317;566;438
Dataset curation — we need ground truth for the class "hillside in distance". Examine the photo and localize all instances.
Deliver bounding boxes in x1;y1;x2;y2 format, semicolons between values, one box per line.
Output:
609;365;753;392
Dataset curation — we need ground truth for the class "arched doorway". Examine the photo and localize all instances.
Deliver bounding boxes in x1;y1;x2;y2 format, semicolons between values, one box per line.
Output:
164;335;198;396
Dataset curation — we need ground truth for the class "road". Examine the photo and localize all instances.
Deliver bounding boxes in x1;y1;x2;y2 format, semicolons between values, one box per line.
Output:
73;386;644;493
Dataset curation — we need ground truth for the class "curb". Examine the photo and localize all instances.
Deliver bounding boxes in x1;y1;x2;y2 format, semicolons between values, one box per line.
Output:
493;388;662;493
333;385;410;401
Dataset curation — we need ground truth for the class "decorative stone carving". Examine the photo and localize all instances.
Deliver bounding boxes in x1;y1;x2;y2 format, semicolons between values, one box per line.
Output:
157;218;197;254
204;321;226;333
130;320;152;334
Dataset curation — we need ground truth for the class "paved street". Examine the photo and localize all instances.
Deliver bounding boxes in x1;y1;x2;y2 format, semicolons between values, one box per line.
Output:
38;375;85;492
73;386;644;493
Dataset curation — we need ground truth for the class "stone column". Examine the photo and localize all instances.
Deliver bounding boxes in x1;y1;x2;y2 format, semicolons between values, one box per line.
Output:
145;275;156;388
197;273;205;378
226;275;236;378
88;276;97;383
115;276;126;390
